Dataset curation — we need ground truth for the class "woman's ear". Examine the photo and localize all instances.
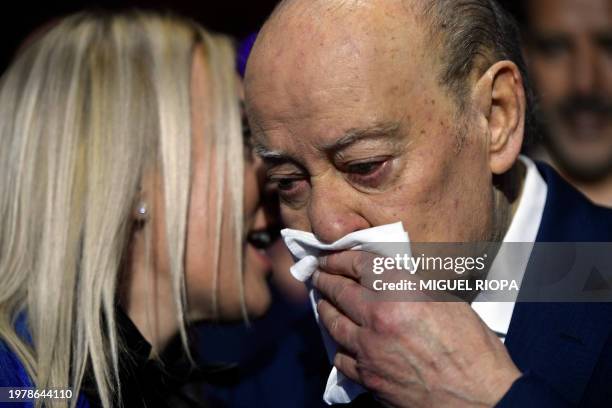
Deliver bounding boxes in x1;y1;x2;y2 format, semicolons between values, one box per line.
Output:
472;60;526;175
134;199;149;225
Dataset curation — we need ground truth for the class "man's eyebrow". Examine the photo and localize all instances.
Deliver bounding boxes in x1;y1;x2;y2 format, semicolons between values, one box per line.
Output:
320;121;402;152
252;121;402;163
253;143;291;162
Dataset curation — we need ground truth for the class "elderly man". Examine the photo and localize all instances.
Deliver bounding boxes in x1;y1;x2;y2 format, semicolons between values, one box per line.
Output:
520;0;612;207
245;0;612;407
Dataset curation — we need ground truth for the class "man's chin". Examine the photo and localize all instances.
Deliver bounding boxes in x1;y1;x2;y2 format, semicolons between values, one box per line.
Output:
546;137;612;182
555;153;612;182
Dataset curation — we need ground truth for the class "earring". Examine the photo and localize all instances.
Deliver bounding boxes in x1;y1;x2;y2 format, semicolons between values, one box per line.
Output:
135;201;149;223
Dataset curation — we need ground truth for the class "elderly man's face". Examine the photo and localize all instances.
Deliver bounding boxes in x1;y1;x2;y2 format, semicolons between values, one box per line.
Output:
525;0;612;181
245;2;495;243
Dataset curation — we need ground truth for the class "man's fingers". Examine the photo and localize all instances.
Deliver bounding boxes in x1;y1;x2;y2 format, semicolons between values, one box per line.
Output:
314;271;368;324
333;350;360;384
319;251;373;281
317;299;361;355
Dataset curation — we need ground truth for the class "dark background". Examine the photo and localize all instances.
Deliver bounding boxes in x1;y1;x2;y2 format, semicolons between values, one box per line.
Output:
0;1;521;75
0;0;281;73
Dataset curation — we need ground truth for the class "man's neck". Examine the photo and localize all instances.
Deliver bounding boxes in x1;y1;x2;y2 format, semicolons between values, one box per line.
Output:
491;160;526;242
464;161;527;303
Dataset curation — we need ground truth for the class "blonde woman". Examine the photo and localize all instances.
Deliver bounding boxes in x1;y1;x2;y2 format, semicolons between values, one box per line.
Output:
0;11;274;408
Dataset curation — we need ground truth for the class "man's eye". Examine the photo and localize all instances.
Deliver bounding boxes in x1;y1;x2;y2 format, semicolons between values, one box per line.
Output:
347;161;385;175
277;178;299;191
534;38;571;57
345;159;391;188
268;176;308;202
597;36;612;55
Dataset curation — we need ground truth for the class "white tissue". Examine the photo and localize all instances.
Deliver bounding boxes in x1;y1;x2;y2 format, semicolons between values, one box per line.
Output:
281;222;411;404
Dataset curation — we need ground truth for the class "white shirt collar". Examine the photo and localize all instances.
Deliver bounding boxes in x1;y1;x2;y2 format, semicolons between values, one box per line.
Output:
502;156;548;243
471;156;548;341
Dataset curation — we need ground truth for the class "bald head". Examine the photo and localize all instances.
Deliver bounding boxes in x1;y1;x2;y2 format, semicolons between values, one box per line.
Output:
247;0;533;133
258;1;525;89
246;0;430;131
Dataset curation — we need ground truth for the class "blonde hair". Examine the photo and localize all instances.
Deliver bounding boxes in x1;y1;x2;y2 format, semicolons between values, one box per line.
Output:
0;11;244;408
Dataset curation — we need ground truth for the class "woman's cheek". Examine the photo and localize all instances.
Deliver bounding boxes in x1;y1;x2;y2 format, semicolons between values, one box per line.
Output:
242;259;272;318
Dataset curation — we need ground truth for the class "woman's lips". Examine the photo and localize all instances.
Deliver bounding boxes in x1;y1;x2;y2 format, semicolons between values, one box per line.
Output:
247;243;273;275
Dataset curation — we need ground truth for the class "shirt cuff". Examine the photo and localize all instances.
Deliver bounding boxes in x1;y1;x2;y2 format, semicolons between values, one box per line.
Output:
495;370;574;408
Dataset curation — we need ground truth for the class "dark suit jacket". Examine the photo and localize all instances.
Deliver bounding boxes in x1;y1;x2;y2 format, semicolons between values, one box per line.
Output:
497;163;612;407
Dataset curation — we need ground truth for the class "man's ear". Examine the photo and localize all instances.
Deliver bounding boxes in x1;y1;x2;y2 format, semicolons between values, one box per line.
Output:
472;60;526;175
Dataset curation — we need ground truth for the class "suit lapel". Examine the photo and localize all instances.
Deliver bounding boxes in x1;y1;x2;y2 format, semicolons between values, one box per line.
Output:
504;163;612;404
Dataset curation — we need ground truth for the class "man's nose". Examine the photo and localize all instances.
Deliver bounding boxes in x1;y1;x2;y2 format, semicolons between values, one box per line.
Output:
307;183;370;244
572;42;598;95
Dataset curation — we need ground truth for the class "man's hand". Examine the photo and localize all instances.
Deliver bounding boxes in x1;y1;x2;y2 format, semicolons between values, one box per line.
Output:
314;251;521;408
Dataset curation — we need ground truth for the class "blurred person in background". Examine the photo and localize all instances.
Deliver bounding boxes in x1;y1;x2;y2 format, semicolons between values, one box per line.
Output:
520;0;612;207
0;11;276;407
